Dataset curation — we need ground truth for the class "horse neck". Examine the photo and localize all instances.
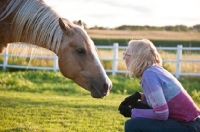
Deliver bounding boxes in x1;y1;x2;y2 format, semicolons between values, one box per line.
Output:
9;0;63;54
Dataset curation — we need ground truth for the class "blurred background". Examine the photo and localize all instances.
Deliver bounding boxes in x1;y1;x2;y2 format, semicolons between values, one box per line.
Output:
44;0;200;29
41;0;200;47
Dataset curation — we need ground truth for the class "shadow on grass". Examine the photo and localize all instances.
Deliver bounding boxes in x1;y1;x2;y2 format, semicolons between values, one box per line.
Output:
2;127;31;132
0;96;117;110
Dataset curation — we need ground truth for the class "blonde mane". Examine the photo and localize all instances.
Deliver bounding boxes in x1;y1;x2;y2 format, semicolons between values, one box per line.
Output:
1;0;74;54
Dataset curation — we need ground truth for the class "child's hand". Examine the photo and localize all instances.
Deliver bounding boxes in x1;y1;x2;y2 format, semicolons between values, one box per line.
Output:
118;91;141;109
118;105;132;117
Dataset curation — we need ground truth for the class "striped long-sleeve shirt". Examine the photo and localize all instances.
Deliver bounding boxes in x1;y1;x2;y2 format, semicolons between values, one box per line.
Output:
131;65;200;122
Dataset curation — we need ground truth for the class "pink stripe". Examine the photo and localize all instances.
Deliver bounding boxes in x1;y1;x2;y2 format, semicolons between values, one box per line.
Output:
168;91;200;122
153;104;168;111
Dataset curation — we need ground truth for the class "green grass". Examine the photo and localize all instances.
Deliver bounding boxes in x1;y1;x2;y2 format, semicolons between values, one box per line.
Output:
0;92;127;132
0;71;200;131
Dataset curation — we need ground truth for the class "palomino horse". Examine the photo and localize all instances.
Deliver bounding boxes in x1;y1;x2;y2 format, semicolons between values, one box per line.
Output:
0;0;112;98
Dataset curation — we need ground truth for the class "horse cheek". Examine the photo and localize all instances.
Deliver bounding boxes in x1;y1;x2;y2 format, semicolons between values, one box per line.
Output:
58;56;71;79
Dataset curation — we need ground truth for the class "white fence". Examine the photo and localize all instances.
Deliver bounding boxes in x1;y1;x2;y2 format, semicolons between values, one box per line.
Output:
0;44;200;78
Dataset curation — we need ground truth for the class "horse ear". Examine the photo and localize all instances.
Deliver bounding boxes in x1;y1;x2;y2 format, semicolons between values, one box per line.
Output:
59;18;71;35
77;20;84;29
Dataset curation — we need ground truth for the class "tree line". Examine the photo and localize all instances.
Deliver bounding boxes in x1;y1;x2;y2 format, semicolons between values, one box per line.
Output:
89;24;200;32
73;21;200;32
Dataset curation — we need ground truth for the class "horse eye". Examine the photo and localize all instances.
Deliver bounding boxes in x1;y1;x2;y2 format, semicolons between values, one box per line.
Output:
77;49;85;54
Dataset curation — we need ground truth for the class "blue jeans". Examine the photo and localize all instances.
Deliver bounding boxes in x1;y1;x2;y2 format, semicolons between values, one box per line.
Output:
125;117;200;132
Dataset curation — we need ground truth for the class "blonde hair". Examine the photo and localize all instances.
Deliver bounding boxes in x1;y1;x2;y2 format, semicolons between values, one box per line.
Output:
127;39;162;78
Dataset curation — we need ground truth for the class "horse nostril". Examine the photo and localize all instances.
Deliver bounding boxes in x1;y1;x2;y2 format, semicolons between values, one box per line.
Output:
103;82;109;95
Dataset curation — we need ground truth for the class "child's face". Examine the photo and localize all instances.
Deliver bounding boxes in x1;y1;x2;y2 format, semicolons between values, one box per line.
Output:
123;46;132;67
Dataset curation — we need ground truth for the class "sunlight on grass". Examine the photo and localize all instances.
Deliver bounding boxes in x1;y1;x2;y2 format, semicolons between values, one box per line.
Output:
0;91;127;132
0;71;200;131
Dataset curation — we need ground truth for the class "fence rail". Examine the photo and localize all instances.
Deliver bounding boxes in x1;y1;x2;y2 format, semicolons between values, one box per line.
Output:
0;44;200;78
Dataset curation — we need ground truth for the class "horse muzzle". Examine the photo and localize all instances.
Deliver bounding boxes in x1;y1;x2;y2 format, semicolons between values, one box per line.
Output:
90;80;112;98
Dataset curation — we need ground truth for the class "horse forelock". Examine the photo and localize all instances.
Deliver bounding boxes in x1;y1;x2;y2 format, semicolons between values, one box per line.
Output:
4;0;71;54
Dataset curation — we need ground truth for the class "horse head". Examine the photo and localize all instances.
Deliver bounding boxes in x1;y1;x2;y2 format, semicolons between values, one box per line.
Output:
57;18;112;98
0;0;112;98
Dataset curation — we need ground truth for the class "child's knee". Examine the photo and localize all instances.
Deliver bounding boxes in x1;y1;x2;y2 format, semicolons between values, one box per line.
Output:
124;119;134;132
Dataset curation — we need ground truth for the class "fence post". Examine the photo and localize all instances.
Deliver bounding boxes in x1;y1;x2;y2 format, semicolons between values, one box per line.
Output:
3;48;8;71
175;45;182;79
112;43;118;76
53;54;58;71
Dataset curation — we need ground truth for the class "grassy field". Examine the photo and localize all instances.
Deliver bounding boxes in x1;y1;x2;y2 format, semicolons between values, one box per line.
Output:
87;30;200;47
2;44;55;67
0;92;126;132
1;44;200;73
0;71;200;132
98;49;200;74
86;30;200;41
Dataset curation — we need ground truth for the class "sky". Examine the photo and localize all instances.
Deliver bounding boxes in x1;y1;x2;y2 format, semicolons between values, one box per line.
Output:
44;0;200;28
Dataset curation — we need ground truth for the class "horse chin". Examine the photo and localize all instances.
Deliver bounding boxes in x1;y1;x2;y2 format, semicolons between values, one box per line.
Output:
89;86;110;99
91;91;110;99
71;72;112;98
